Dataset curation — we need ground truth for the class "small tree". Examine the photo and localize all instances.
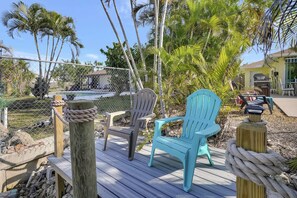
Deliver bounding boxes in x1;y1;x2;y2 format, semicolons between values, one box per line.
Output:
31;77;49;99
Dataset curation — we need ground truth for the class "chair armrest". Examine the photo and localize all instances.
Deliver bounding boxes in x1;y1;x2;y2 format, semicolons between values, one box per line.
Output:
137;113;156;122
195;124;221;138
153;116;184;137
105;110;129;127
134;113;156;134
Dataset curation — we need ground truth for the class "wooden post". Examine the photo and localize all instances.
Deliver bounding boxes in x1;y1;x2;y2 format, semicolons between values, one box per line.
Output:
236;113;267;198
3;108;7;128
53;95;65;198
68;100;97;198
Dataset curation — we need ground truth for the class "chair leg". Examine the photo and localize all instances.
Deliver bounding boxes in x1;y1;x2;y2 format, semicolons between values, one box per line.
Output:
183;154;197;192
103;132;108;151
148;146;156;167
128;133;134;160
206;151;214;166
128;132;138;161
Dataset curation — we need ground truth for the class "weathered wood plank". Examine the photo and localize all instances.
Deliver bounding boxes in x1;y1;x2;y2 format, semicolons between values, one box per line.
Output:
48;156;118;198
107;137;236;182
64;149;194;198
95;143;219;198
49;136;236;198
53;95;65;198
97;138;236;196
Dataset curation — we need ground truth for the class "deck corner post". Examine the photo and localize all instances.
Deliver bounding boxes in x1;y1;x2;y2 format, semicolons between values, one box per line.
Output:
53;95;65;198
236;113;267;198
68;100;97;198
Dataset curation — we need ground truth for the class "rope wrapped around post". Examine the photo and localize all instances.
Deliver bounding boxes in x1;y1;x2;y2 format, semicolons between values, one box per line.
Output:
225;139;297;198
64;106;97;123
51;100;69;126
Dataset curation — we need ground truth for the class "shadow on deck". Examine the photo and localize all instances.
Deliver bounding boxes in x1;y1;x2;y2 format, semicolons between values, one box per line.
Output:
49;137;236;198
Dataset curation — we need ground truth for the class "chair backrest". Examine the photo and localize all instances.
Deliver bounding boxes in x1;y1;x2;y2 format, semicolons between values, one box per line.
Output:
181;89;221;140
278;79;284;89
238;94;249;105
130;88;157;127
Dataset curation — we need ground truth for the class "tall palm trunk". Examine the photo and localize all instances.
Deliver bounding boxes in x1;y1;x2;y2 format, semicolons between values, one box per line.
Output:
153;0;159;91
130;1;148;83
33;33;44;99
45;37;61;84
100;0;141;90
158;0;169;118
113;0;143;90
47;40;65;85
33;33;42;78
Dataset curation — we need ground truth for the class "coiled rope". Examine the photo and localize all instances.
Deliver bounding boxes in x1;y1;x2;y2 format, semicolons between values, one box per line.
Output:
51;100;97;124
225;139;297;198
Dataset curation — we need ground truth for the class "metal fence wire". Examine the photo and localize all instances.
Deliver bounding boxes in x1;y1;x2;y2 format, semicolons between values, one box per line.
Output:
0;56;133;138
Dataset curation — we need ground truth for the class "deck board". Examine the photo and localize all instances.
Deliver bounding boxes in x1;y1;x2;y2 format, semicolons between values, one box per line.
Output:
48;137;236;198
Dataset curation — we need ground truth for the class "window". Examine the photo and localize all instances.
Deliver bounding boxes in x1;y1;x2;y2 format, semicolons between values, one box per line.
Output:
285;57;297;83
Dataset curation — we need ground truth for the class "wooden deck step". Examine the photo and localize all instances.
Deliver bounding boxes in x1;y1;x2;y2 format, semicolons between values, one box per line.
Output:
49;137;236;198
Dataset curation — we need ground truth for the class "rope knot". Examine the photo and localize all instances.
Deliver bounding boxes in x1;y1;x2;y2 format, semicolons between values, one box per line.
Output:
225;139;297;198
64;106;97;123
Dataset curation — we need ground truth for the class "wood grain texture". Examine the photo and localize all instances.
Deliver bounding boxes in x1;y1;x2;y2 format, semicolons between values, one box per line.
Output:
236;114;267;198
53;95;65;198
54;95;64;157
68;100;97;198
49;136;236;198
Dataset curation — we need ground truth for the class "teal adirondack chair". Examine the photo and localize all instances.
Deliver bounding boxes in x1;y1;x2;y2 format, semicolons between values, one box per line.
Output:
148;89;222;192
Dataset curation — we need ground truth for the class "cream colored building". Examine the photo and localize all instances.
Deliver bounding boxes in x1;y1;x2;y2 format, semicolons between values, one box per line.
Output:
241;49;297;93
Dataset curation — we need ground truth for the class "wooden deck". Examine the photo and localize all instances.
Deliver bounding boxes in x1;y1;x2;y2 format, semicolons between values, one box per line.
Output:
48;136;236;198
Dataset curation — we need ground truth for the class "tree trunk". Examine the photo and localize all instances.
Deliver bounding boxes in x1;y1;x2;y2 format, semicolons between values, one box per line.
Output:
47;40;65;86
157;0;169;118
130;1;148;83
153;0;159;91
45;37;60;83
33;33;44;99
100;0;141;91
113;0;143;90
33;33;42;78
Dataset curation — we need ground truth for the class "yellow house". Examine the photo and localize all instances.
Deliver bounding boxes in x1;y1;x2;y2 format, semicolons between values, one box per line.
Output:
240;49;297;94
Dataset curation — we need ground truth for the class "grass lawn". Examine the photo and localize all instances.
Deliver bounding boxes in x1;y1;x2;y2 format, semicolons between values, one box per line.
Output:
2;95;131;140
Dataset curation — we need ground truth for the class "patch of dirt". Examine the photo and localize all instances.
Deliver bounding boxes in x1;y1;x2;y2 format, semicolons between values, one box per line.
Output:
211;105;297;160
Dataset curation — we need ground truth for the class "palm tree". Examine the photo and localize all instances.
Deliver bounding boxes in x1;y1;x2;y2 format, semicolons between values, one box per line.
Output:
100;0;143;90
255;0;297;56
2;1;45;77
0;42;12;55
130;0;148;82
43;12;83;84
112;0;143;90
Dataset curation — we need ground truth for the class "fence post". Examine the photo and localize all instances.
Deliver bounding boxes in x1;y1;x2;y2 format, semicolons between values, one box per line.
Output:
236;112;267;198
53;95;65;198
68;100;97;198
3;108;7;128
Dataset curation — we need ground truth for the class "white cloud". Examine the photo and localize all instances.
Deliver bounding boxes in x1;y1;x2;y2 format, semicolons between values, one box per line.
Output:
85;53;99;59
118;1;131;19
14;50;39;59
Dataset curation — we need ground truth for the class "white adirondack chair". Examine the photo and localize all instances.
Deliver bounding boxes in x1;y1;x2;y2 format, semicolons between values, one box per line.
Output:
279;79;294;96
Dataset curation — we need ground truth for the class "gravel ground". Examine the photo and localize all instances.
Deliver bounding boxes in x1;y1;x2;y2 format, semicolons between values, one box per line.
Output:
210;105;297;159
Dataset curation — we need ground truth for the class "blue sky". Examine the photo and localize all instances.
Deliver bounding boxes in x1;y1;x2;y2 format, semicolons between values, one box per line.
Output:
0;0;276;65
0;0;148;63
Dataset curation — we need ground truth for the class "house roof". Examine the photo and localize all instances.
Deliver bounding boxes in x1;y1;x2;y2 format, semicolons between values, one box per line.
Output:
241;60;265;69
85;70;107;76
241;48;297;69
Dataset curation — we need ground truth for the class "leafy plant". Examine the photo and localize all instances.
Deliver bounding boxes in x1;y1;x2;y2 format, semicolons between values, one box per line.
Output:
288;158;297;172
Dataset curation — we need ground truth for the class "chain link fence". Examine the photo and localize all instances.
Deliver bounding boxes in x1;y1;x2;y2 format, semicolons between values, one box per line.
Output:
0;56;133;139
